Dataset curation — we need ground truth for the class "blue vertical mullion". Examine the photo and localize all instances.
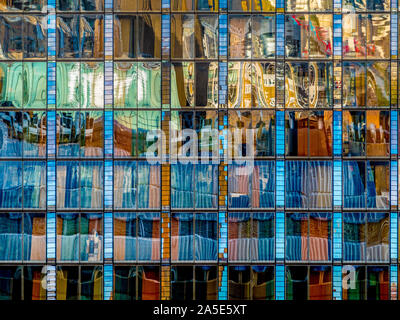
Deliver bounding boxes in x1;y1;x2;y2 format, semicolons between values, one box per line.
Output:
162;14;170;58
276;161;284;208
276;212;285;262
391;111;398;155
47;14;56;59
219;15;228;58
333;160;342;207
391;213;398;261
104;111;113;157
103;263;113;301
219;62;227;107
47;62;56;108
391;265;398;300
218;266;228;300
391;161;398;208
333;212;342;262
333;111;342;156
275;265;285;300
276;15;284;57
333;15;342;58
276;111;285;156
391;14;398;57
333;265;342;300
104;160;113;209
46;211;56;260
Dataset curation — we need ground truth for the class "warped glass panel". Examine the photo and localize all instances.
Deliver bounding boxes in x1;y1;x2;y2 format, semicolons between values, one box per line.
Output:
114;62;137;108
252;15;275;58
309;62;333;108
195;213;217;261
228;62;252;108
342;14;367;59
367;266;389;300
195;164;218;209
366;161;389;210
285;15;309;58
23;161;46;209
0;62;23;108
286;212;308;261
308;161;332;209
343;213;366;262
229;15;251;59
366;213;389;263
309;111;332;156
23;212;45;261
81;62;104;109
343;161;366;209
251;266;274;300
0;15;23;59
342;266;366;300
113;266;137;300
0;111;23;157
137;14;161;59
80;212;103;262
23;63;47;108
252;62;275;108
80;15;104;59
81;0;104;11
23;15;46;59
171;212;193;262
171;266;193;301
228;266;251;300
114;111;137;157
228;162;251;208
23;111;46;157
228;212;251;262
80;266;102;300
56;62;80;108
285;161;307;209
114;212;137;261
171;62;195;108
253;111;275;156
366;14;390;59
195;15;218;59
285;62;309;108
56;213;79;261
343;62;366;107
56;266;79;300
309;15;332;58
137;162;160;209
57;15;80;58
0;161;22;208
80;111;103;157
195;110;218;157
114;161;137;209
195;266;217;300
57;161;79;209
252;213;274;261
114;15;136;59
366;62;390;107
137;62;161;108
343;111;366;156
0;266;22;300
80;161;103;209
171;163;194;209
309;212;331;261
57;111;81;157
0;213;22;261
366;111;389;157
24;266;46;301
309;266;331;300
286;266;308;300
138;212;160;261
252;161;275;209
195;62;218;108
137;266;160;300
171;14;194;59
137;110;160;157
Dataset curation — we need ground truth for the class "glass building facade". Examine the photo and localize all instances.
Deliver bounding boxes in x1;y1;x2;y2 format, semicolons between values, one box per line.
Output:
0;0;397;301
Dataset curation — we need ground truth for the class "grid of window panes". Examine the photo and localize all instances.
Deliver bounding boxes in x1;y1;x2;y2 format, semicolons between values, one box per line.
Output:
0;0;398;301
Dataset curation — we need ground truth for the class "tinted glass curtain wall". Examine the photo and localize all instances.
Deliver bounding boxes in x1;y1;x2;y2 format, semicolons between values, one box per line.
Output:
0;0;398;301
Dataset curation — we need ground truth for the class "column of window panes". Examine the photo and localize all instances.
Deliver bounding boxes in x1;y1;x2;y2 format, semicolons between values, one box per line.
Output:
225;1;278;301
0;1;49;300
54;0;105;301
113;1;163;300
340;0;392;301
